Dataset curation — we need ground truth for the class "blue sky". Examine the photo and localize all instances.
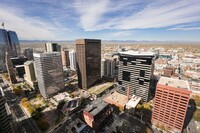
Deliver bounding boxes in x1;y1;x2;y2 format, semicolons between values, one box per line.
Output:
0;0;200;41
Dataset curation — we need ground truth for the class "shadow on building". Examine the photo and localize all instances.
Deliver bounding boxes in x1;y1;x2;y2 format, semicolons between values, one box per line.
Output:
183;98;196;129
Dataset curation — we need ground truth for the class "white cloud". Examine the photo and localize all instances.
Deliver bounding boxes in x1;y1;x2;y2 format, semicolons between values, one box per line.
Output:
168;27;200;31
74;0;200;31
0;4;69;40
113;31;134;37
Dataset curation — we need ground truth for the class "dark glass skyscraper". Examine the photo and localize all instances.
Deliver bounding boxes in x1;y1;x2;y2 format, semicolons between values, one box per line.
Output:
76;39;101;89
7;31;21;57
0;29;9;71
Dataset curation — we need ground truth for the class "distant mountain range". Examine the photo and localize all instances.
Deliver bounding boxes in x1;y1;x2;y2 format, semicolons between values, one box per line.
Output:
20;40;200;45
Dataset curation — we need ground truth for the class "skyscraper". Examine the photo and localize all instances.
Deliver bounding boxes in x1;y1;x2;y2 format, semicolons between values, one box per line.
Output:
0;29;9;71
101;59;116;78
24;61;37;89
45;42;61;52
152;77;191;133
118;51;155;102
0;29;21;71
61;49;70;68
33;52;64;98
69;50;76;70
6;52;17;84
7;30;21;57
76;39;101;89
0;87;12;133
23;48;34;60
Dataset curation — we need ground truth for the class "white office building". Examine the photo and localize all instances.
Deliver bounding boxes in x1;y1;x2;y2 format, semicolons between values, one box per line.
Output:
33;52;64;98
69;50;76;70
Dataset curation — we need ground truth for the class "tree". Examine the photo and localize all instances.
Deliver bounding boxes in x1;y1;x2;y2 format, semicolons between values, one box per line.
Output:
27;105;35;114
136;104;143;110
13;88;22;96
21;97;28;103
143;103;151;110
193;109;200;122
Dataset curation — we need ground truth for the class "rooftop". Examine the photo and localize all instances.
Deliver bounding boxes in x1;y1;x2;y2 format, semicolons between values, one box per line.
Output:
104;91;128;107
33;52;61;57
158;77;190;90
24;61;33;65
52;92;71;102
126;95;141;109
119;51;155;56
84;99;108;116
88;82;114;95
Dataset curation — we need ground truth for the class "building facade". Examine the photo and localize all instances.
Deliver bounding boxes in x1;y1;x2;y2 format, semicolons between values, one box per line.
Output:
7;31;21;57
33;52;64;98
152;77;191;132
6;52;17;84
0;87;12;133
45;42;61;52
61;49;70;68
24;61;37;89
0;29;9;71
23;48;34;60
69;50;76;70
83;100;112;131
76;39;101;89
118;51;155;102
101;59;116;78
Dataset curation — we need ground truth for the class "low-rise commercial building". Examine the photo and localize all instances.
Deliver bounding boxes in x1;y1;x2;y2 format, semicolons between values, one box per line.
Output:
83;99;112;131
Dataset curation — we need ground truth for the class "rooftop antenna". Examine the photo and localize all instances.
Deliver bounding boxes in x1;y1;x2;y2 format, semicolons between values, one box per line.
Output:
1;22;5;29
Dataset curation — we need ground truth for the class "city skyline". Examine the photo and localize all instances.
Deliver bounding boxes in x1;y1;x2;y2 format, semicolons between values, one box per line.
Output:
0;0;200;41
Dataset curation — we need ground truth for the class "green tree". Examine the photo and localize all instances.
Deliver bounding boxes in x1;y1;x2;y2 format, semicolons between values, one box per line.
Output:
193;109;200;122
136;104;143;110
143;103;151;110
21;97;28;103
13;88;22;96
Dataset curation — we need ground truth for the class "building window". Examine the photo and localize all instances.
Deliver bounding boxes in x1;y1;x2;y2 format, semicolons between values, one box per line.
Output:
139;80;144;85
140;70;145;77
122;71;130;81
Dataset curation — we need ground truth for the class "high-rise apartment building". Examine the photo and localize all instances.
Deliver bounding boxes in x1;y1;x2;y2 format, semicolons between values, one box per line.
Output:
69;50;76;70
61;49;70;68
0;87;12;133
152;77;191;133
76;39;101;89
45;42;61;52
33;52;64;98
23;48;34;60
7;31;21;57
6;52;17;84
24;61;37;88
118;51;155;102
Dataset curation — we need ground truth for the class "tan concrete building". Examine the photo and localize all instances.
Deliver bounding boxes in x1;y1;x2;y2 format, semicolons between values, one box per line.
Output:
24;61;37;88
61;49;70;67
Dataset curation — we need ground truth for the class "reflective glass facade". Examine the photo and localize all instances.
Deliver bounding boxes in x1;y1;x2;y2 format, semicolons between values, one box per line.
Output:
0;29;8;71
7;31;21;57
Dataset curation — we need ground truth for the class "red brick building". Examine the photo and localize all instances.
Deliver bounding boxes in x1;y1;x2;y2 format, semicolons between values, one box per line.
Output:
152;77;191;132
83;100;112;131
